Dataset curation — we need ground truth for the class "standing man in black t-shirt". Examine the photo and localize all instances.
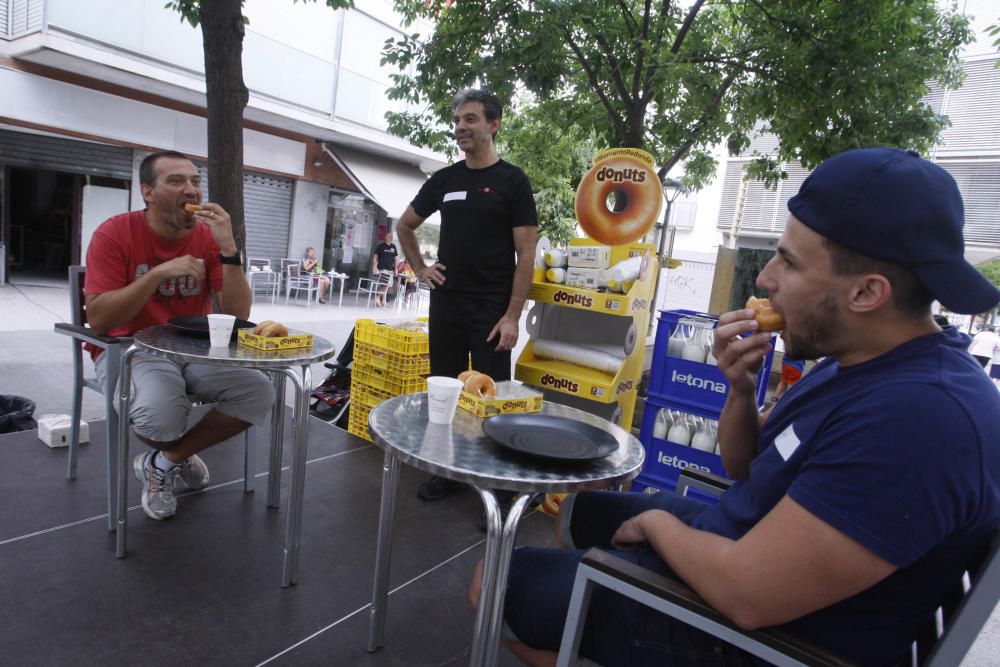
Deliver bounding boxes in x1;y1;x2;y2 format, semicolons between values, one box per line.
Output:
397;88;538;504
370;230;399;307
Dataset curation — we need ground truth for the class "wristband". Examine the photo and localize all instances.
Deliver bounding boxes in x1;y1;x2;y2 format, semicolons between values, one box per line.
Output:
219;253;242;266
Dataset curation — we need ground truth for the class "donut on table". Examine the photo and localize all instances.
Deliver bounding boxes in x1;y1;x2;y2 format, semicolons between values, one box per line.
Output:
746;296;785;332
575;154;663;246
457;369;478;383
462;371;497;398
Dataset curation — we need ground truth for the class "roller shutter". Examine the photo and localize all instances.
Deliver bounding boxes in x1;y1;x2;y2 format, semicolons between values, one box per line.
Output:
194;164;292;265
0;129;133;179
938;160;1000;247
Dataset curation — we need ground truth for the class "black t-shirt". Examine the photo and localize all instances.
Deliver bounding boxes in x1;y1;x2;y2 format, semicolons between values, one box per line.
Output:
374;242;398;271
410;159;537;294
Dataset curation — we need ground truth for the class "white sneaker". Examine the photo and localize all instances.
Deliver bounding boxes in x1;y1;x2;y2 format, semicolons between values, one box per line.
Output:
133;451;178;520
177;454;210;490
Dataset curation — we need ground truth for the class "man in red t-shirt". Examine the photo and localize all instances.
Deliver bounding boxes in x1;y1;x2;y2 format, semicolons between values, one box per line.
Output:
85;150;274;521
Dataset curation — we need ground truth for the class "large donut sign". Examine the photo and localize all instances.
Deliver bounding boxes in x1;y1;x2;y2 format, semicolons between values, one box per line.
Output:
575;148;664;246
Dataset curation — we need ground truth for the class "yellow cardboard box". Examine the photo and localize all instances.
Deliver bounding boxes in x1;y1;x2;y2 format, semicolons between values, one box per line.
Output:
458;381;543;418
237;328;314;351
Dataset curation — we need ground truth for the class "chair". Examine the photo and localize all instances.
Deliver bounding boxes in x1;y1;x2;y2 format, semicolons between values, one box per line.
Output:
278;258;298;298
285;264;319;306
246;257;279;304
355;270;393;308
54;266;258;532
557;469;1000;667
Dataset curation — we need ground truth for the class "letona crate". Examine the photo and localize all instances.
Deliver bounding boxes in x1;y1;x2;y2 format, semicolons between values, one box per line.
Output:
646;310;774;412
355;319;429;355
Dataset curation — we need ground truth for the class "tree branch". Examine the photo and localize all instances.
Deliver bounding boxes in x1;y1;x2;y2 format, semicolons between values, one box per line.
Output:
561;26;628;142
632;0;653;99
671;0;706;53
616;0;640;36
583;17;633;104
659;69;738;177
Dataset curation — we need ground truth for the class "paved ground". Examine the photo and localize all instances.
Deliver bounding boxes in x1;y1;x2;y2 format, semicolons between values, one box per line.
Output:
0;277;996;665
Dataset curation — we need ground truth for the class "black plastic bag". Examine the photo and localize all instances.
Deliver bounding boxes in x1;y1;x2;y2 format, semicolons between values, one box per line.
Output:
0;395;36;434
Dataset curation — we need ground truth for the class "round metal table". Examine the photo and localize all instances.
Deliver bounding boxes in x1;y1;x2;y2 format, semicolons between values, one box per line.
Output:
116;324;335;587
366;394;645;667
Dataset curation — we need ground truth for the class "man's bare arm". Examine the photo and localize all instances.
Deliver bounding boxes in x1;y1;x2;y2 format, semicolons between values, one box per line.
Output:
612;496;896;629
486;225;536;351
713;309;773;478
86;257;205;334
397;205;446;287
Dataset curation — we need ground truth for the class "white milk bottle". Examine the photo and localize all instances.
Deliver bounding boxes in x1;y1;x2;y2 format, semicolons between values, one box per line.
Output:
682;326;710;363
705;329;718;366
667;323;688;358
652;408;673;440
692;419;718;453
667;412;693;446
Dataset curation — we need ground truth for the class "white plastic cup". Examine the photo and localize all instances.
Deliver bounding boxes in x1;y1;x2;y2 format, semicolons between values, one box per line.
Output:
207;313;236;347
426;376;464;424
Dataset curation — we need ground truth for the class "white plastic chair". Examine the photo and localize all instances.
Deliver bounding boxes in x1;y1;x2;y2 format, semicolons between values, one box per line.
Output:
246;258;278;304
355;271;393;308
285;264;319;306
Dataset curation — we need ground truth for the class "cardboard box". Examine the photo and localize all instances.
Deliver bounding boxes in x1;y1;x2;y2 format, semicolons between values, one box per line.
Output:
238;328;314;351
568;245;612;269
38;414;88;448
565;267;603;290
458;381;543;418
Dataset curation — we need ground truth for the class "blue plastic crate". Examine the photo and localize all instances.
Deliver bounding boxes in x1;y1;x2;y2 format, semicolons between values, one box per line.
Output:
638;395;728;490
647;309;774;412
630;474;722;505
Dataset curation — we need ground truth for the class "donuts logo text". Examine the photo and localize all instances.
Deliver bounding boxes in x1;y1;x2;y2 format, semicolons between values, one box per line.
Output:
552;290;593;308
616;379;634;394
501;399;530;411
631;298;648;313
540;374;580;393
595;165;647;184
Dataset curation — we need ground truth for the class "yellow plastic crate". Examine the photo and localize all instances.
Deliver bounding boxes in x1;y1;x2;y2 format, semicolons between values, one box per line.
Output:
355;319;429;355
355;341;430;377
347;404;372;442
354;363;427;396
351;380;394;411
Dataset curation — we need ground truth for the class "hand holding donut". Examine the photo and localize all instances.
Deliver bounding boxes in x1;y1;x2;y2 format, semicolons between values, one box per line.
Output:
711;307;774;397
746;296;785;332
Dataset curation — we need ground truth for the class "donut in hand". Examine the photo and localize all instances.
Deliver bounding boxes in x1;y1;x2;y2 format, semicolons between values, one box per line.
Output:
746;296;785;332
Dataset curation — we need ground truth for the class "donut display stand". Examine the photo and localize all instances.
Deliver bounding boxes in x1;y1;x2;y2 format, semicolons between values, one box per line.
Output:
515;238;658;432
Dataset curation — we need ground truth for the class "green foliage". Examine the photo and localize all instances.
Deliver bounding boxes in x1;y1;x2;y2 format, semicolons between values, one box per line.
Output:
497;100;596;245
384;0;972;191
979;258;1000;289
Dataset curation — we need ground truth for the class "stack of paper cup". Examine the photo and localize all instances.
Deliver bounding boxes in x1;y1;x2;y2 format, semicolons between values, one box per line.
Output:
207;314;236;347
426;376;464;424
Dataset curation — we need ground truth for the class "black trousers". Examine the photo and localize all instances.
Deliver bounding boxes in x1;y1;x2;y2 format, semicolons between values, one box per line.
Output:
428;289;512;379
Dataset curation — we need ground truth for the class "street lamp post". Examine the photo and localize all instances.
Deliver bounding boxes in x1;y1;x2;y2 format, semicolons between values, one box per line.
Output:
650;178;687;327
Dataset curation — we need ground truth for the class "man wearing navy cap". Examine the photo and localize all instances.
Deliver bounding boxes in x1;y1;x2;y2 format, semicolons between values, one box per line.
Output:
483;148;1000;666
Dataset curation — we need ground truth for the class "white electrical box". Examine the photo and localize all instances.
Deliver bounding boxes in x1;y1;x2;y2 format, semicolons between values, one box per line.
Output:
37;414;89;448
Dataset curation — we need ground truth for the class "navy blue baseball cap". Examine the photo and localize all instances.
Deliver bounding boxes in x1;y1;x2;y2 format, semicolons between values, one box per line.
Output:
788;147;1000;315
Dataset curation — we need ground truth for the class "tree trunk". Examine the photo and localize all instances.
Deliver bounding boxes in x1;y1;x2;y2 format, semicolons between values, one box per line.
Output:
199;0;249;256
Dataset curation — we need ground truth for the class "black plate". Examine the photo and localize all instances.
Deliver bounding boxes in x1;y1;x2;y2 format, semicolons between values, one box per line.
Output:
168;315;256;338
482;414;618;461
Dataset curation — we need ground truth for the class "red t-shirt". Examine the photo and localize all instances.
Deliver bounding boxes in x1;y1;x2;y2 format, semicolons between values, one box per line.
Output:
84;210;224;358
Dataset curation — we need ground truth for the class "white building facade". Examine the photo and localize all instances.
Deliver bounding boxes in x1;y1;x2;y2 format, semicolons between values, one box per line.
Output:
0;0;446;283
662;0;1000;313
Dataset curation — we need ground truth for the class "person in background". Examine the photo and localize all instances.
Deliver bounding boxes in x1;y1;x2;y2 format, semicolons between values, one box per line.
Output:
371;231;399;307
397;257;418;305
84;150;274;521
301;246;330;304
480;148;1000;667
396;88;538;515
969;324;1000;369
